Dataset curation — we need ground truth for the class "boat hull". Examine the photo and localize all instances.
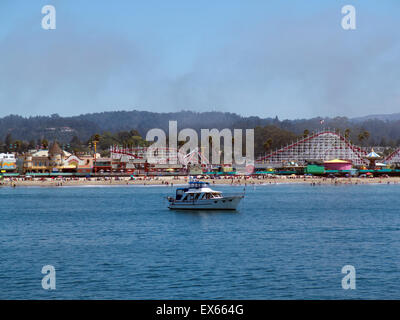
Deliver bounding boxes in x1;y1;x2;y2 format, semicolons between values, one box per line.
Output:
168;196;243;210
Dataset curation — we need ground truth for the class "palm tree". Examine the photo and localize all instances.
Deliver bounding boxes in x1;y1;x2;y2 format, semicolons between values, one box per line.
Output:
208;136;213;146
177;140;185;149
93;133;101;142
363;130;370;141
357;130;370;146
358;133;365;144
263;138;273;152
344;128;351;140
41;139;49;149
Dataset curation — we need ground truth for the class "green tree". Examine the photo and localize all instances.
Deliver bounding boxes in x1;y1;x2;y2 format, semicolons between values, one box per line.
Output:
358;133;365;144
129;129;141;137
5;133;13;151
363;130;370;142
28;140;36;150
42;139;49;149
263;138;273;152
344;128;351;140
93;134;100;142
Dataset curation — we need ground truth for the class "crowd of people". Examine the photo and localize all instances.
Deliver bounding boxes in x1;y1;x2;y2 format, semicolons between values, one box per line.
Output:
1;173;399;187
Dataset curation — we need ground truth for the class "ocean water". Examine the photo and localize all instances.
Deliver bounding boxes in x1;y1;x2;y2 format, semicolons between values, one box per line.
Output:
0;183;399;299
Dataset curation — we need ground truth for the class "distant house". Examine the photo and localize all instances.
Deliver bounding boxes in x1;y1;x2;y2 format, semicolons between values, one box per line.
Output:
60;127;74;133
0;153;17;172
93;158;112;173
24;141;74;173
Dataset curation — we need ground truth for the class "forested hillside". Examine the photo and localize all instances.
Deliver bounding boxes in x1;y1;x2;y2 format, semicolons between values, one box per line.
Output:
1;110;400;155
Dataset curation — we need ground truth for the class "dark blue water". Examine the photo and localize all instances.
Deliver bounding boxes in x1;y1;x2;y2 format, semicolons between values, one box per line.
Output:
1;184;399;299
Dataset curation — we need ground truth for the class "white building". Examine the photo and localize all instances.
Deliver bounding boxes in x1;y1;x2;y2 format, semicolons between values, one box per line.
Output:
0;153;17;171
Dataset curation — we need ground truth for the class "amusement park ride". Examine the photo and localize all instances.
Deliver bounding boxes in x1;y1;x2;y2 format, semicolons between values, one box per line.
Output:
110;145;211;173
256;130;369;166
110;146;208;165
110;129;400;169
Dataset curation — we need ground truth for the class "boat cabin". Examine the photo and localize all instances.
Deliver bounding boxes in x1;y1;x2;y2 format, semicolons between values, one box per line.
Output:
174;181;222;202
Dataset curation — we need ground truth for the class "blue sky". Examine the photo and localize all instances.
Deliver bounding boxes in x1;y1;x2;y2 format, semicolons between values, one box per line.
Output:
0;0;399;119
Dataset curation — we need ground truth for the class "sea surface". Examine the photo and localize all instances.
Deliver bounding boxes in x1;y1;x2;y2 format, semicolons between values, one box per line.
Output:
0;183;399;299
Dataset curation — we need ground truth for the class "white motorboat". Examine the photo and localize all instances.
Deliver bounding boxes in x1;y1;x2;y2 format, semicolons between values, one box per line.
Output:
167;181;244;210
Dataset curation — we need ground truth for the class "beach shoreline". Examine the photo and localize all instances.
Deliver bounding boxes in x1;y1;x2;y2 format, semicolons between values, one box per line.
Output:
2;176;400;187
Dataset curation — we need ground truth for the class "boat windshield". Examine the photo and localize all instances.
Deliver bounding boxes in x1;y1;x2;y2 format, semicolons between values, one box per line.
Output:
175;188;187;200
189;181;210;189
179;191;223;201
201;192;222;199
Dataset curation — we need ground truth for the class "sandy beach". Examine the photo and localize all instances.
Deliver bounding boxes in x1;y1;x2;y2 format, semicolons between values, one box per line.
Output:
2;175;400;187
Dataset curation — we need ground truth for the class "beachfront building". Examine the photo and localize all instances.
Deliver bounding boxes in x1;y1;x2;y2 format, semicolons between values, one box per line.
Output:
323;159;352;171
23;142;102;175
151;163;184;175
0;153;17;172
64;154;95;175
93;157;112;174
110;146;145;174
109;145;206;175
23;141;71;173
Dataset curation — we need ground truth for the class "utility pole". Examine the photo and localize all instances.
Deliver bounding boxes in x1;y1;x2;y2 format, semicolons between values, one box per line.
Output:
93;140;98;174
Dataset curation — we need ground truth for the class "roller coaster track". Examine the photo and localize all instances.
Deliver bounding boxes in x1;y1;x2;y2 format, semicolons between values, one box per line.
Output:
256;130;368;165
